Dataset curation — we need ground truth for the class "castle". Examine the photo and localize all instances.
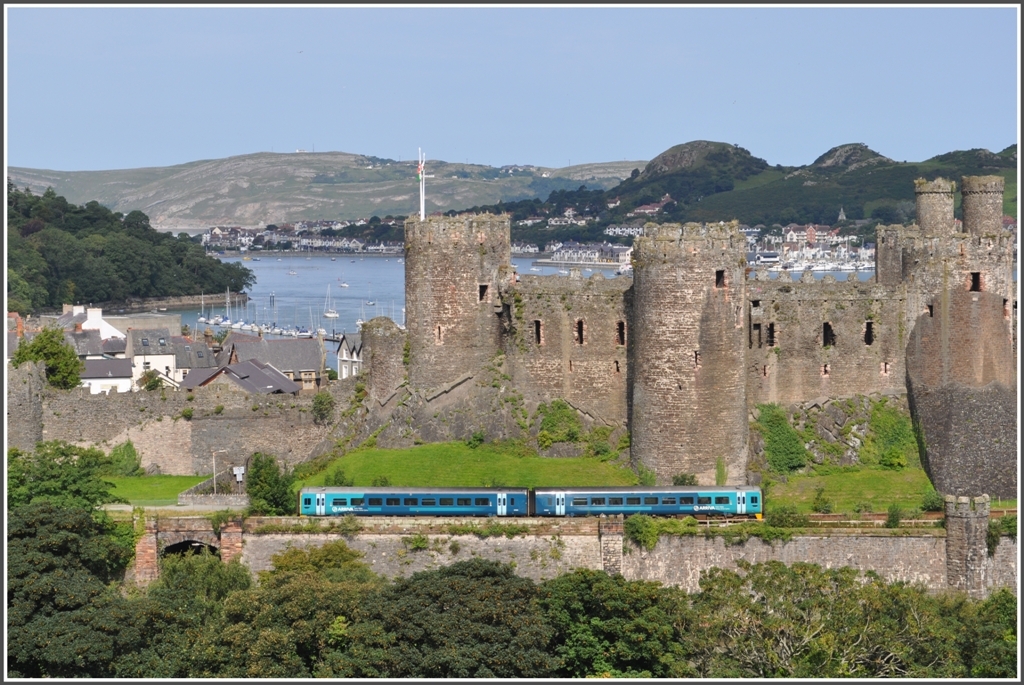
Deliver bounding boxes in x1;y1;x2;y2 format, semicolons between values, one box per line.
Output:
367;175;1016;497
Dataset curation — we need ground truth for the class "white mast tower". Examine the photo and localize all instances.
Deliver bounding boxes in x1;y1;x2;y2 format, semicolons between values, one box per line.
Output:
418;148;426;220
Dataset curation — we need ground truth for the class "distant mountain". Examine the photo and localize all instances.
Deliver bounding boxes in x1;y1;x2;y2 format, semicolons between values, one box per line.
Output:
6;153;645;230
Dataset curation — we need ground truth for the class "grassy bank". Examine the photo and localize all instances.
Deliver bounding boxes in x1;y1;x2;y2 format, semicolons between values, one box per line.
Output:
106;475;208;506
294;441;638;490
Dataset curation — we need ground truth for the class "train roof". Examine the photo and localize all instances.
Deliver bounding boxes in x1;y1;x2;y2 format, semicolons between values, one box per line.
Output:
299;486;529;494
533;485;758;493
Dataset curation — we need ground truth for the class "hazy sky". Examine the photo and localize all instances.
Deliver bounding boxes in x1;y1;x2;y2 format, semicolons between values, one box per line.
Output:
5;5;1020;171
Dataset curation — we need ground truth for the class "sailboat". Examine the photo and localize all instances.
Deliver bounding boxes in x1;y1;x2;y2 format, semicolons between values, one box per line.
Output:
323;284;339;318
365;283;375;306
197;292;207;324
338;270;349;288
220;288;232;327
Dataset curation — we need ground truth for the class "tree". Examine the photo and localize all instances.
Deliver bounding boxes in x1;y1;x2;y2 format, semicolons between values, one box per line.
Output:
323;559;558;678
312;391;335;425
7;441;127;511
245;453;296;515
537;569;691;677
672;473;699;486
10;326;84;389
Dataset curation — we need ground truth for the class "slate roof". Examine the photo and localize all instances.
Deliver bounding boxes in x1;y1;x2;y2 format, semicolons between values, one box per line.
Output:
334;332;362;360
54;311;88;329
126;328;174;357
81;358;134;379
173;338;216;371
180;360;302;394
225;338;325;375
63;329;105;357
102;337;127;356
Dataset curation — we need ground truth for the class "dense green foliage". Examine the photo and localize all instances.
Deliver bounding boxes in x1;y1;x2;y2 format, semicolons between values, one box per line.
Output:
311;391;335;425
672;472;699;486
755;403;808;472
535;399;583;449
860;397;919;470
7;442;127;511
102;441;145;478
10;326;84;389
6;182;254;313
245;452;296;515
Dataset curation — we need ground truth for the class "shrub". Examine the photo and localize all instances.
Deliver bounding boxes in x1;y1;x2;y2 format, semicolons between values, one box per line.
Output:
755;403;807;472
181;407;193;420
139;369;163;391
213;405;224;415
811;486;835;514
616;431;631;452
246;452;296;516
672;473;699;486
312;391;336;425
536;400;582;445
103;440;144;477
371;475;391;487
853;501;873;514
860;398;918;469
624;514;659;550
636;463;657;486
327;368;338;381
402;534;430;551
921;488;945;512
186;393;195;402
885;503;904;529
466;430;486;449
764;505;809;528
323;469;354;487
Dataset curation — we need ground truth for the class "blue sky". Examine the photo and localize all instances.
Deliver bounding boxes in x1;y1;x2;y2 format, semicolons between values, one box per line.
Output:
5;5;1020;171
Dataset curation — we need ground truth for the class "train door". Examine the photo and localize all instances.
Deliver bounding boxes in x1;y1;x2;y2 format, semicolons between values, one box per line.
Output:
497;493;507;516
737;492;746;515
553;491;566;516
315;492;326;516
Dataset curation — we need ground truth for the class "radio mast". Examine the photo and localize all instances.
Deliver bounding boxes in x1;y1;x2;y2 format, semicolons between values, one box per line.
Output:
418;148;426;220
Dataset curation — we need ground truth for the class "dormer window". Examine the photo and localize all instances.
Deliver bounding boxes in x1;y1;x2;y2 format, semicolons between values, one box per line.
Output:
197;350;204;358
185;345;191;352
158;338;166;346
141;338;149;347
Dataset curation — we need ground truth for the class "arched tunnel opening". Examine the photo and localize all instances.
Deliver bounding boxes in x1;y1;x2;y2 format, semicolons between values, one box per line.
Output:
161;540;220;557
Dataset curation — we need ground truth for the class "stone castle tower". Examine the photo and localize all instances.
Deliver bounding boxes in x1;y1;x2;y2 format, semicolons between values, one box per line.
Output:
403;214;512;391
629;221;748;484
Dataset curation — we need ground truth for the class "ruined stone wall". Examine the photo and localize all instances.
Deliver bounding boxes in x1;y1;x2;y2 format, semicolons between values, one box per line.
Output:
504;270;631;428
35;383;347;475
745;271;907;409
361;316;407;407
6;361;46;452
404;214;512;391
630;222;748;484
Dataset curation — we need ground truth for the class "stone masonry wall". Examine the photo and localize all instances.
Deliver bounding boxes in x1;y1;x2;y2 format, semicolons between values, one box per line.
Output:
6;361;46;453
630;222;748;485
361;316;407;407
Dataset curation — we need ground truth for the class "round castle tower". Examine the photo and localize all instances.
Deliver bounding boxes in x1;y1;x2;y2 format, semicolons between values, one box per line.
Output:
914;177;956;236
403;214;511;390
960;175;1004;235
629;222;748;484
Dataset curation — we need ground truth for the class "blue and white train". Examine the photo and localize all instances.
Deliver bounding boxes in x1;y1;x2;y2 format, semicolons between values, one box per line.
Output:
298;485;762;519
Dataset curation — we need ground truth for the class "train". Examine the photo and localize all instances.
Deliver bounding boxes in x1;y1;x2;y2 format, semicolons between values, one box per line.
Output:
298;485;762;519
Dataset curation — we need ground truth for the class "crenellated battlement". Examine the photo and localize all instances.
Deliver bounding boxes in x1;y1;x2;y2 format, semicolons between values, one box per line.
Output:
945;494;991;518
404;213;510;248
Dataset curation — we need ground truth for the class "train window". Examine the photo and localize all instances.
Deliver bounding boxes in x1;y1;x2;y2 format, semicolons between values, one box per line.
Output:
303;498;311;506
680;497;694;505
510;497;515;505
572;497;588;506
715;497;730;505
475;498;490;506
351;498;364;505
368;498;382;506
386;498;400;506
457;498;471;506
591;497;606;505
332;498;347;506
750;496;758;504
404;498;418;506
440;498;454;506
547;497;553;506
421;499;436;506
644;497;658;505
626;497;641;505
698;497;711;505
609;497;623;505
662;497;676;505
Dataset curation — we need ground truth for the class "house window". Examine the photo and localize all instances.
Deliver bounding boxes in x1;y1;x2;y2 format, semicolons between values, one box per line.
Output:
616;321;625;346
143;361;151;370
301;371;315;389
158;338;166;346
715;270;725;288
185;345;191;352
197;350;204;358
141;338;149;347
863;321;874;346
969;272;982;292
342;365;349;379
182;370;188;377
478;284;489;301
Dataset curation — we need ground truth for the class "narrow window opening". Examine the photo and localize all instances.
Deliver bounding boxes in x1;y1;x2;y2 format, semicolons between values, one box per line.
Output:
715;269;725;288
766;323;776;347
693;351;701;368
614;360;620;374
822;322;836;348
863;321;874;346
616;321;625;346
969;272;981;292
534;319;542;345
568;360;573;373
1003;299;1009;319
576;319;584;345
762;365;768;377
751;300;761;308
435;325;443;344
881;362;890;376
927;304;934;317
478;284;489;301
822;363;830;377
752;323;762;348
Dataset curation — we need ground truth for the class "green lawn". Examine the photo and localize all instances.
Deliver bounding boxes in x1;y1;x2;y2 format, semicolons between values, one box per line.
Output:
295;442;639;490
106;475;208;506
769;465;928;515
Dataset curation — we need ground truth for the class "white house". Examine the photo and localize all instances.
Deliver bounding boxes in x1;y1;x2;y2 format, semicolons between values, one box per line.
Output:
80;359;134;395
125;328;178;389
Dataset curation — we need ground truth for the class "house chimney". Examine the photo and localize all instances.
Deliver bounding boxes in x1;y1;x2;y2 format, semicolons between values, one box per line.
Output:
204;327;214;346
17;316;24;338
75;322;83;332
63;304;73;314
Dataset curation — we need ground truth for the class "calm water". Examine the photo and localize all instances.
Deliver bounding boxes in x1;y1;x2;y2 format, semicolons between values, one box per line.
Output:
166;254;873;370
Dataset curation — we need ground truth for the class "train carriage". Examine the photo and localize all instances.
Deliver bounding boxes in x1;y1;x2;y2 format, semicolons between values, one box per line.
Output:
532;485;761;518
299;486;530;517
